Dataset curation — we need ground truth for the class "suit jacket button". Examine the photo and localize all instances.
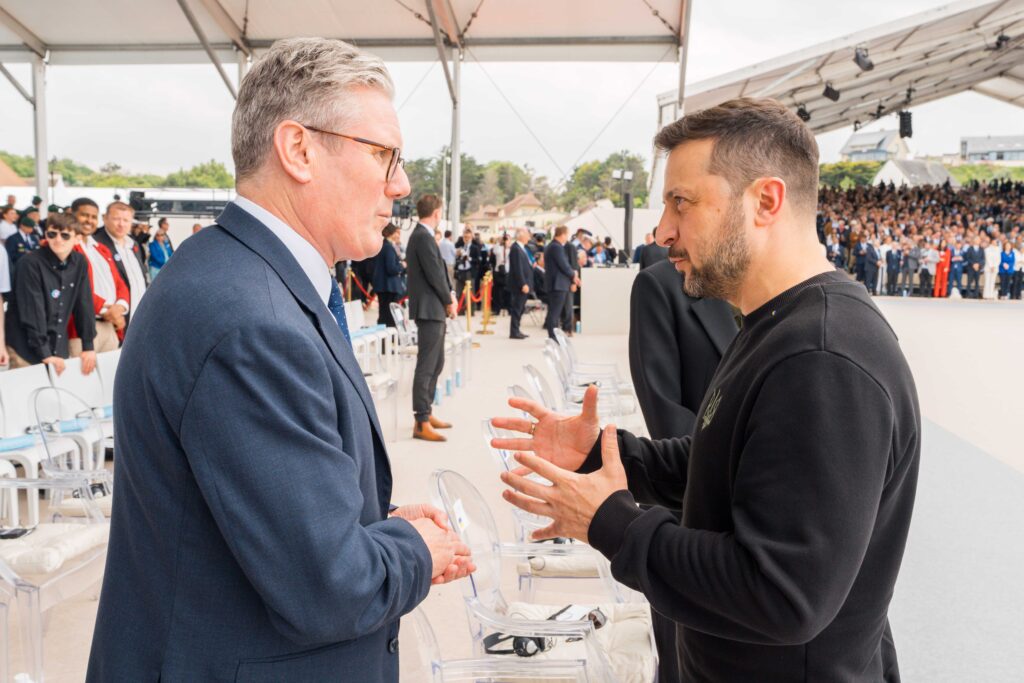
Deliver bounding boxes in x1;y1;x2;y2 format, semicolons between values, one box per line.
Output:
387;637;399;654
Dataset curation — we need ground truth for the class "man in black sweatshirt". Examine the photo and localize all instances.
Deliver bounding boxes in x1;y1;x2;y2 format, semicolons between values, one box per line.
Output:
493;98;920;682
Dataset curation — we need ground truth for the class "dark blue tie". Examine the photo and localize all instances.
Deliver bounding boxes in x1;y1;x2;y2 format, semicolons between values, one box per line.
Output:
327;279;352;344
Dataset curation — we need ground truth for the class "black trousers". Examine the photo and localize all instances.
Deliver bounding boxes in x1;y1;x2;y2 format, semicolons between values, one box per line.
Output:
966;268;981;298
886;270;900;295
865;269;878;295
544;289;571;339
509;290;527;336
455;271;473;309
412;319;446;422
563;290;575;332
918;270;933;297
377;291;399;327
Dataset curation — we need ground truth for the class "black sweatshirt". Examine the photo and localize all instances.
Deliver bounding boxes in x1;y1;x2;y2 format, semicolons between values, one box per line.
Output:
584;269;920;682
6;247;96;363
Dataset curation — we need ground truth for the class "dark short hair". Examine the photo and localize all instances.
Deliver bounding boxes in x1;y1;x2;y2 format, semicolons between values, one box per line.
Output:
554;225;569;238
654;97;819;214
46;212;79;233
444;230;452;238
416;194;441;219
382;223;398;238
158;217;169;227
71;197;99;213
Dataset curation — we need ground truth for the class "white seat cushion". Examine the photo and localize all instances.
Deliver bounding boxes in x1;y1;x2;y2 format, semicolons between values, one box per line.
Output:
516;554;601;578
0;522;109;575
503;601;654;683
55;493;113;518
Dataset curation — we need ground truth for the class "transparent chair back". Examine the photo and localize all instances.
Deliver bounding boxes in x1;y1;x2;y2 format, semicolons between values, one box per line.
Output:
507;384;535;419
430;469;506;615
523;365;563;412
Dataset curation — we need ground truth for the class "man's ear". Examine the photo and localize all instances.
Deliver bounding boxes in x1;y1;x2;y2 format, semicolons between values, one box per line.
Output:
751;177;786;227
273;120;315;184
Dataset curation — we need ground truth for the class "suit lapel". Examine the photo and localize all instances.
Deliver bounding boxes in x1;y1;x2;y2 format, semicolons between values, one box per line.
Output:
690;298;737;356
215;203;386;449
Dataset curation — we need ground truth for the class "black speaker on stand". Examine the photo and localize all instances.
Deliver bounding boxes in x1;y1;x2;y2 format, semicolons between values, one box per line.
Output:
899;111;913;138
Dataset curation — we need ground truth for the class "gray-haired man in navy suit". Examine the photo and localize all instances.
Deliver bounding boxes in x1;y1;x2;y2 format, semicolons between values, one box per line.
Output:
87;38;474;683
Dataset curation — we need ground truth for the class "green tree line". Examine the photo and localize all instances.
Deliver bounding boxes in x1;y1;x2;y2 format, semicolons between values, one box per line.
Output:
0;151;234;189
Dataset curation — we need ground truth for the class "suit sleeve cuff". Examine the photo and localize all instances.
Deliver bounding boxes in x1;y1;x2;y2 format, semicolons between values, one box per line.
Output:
588;490;643;559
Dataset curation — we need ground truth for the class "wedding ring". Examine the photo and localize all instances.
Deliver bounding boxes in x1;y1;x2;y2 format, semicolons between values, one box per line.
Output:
530;422;538;436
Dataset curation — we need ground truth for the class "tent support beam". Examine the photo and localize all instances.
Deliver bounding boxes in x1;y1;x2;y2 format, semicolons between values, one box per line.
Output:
425;0;457;103
676;0;692;112
197;0;251;57
32;55;48;204
448;48;462;231
0;61;33;104
176;0;237;99
0;5;46;58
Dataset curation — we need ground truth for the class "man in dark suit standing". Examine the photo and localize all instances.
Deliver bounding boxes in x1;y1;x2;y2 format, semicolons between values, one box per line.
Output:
5;215;40;266
964;236;985;298
87;39;473;683
639;231;669;269
864;238;881;295
371;223;405;328
627;256;738;682
543;226;578;340
506;227;533;339
885;243;902;296
405;194;456;442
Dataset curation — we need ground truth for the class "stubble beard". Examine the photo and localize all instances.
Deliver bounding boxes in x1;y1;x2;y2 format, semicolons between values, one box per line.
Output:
675;201;750;300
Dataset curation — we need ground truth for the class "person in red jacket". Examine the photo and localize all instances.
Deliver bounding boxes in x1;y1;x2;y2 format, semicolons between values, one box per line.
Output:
67;198;129;354
933;238;952;298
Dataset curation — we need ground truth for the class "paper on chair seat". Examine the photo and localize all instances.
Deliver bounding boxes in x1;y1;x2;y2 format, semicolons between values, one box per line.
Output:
501;601;655;683
515;554;601;578
56;494;113;517
0;522;108;575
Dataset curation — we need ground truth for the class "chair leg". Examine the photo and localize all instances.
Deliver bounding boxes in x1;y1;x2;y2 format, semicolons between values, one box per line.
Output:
15;586;43;683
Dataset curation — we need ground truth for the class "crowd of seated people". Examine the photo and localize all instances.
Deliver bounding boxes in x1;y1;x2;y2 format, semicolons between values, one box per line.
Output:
0;197;175;375
817;179;1024;299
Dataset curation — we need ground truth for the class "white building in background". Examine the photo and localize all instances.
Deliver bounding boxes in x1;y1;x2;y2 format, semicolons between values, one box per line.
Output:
839;130;910;162
959;136;1024;166
873;159;959;188
463;192;564;236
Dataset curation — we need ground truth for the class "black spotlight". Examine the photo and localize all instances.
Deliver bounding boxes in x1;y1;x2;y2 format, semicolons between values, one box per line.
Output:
899;111;913;139
823;83;841;102
873;103;885;119
796;105;811;122
853;120;862;131
854;46;874;71
994;33;1010;50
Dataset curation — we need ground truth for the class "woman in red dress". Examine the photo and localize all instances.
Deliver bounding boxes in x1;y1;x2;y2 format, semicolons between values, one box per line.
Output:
933;238;951;298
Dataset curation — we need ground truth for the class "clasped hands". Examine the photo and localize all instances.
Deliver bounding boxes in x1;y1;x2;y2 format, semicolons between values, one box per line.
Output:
390;503;476;585
489;385;627;544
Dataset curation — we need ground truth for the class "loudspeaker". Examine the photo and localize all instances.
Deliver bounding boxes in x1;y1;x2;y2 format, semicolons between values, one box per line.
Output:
899;111;913;139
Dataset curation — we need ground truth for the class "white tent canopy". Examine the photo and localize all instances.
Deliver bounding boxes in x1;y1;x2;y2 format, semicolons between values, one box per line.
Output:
648;0;1024;207
0;0;691;231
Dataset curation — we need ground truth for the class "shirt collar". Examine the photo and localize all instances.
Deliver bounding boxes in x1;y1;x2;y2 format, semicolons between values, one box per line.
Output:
232;195;332;305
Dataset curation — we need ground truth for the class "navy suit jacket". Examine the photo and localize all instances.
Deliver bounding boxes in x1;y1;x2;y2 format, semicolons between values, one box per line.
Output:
371;241;405;295
87;203;432;683
506;241;533;292
544;240;575;292
5;230;39;266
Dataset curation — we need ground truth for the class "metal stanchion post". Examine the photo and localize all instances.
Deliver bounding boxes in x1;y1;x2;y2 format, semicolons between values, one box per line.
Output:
478;272;494;334
463;280;473;334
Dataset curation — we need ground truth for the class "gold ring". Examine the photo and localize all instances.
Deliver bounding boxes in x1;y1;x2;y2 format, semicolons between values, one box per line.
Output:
530;422;538;436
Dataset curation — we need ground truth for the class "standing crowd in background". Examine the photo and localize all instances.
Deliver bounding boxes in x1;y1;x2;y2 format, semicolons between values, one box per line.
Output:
0;195;176;373
818;179;1023;299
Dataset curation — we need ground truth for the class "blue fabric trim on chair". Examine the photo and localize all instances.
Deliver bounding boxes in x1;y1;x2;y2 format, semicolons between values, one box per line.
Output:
0;435;39;452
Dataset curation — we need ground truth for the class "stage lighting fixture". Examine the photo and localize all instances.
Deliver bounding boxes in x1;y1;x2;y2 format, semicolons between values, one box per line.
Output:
854;46;874;71
873;103;885;119
899;111;913;139
994;34;1010;50
823;83;841;102
853;120;862;131
796;105;811;122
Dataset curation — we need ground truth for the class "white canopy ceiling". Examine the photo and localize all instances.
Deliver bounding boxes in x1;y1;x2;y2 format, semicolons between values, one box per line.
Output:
658;0;1024;134
0;0;687;64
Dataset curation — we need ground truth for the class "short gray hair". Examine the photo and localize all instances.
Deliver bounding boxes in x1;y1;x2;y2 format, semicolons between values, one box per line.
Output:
231;37;395;182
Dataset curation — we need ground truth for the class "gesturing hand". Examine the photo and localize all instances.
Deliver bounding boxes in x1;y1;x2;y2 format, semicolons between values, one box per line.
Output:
390;503;448;531
500;425;627;543
490;384;601;473
408;518;476;585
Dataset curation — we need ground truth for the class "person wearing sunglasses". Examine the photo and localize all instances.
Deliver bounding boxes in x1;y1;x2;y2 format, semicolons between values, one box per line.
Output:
4;212;96;375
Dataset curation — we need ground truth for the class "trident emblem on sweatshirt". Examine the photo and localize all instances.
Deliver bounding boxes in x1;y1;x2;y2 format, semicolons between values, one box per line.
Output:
701;388;722;430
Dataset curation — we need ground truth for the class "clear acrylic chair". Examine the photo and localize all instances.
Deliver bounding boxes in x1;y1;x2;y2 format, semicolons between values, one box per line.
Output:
541;348;637;416
400;606;592;682
552;330;633;391
430;470;654;682
480;419;552;545
0;474;108;683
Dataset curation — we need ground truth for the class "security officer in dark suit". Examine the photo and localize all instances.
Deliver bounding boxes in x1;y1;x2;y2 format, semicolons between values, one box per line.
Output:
864;239;881;295
885;243;903;296
543;226;577;340
6;216;40;267
628;256;738;682
963;237;985;298
639;239;669;270
506;228;534;339
405;194;454;442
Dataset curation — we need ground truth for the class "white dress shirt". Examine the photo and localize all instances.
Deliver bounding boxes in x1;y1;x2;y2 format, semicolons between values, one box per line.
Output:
110;234;148;317
233;196;332;305
0;248;10;295
83;236;129;314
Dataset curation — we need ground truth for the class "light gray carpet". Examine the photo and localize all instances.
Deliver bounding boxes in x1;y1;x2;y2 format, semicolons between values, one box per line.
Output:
888;419;1024;681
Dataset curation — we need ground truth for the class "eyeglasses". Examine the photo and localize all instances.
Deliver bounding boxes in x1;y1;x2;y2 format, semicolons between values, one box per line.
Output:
300;124;405;182
45;230;73;241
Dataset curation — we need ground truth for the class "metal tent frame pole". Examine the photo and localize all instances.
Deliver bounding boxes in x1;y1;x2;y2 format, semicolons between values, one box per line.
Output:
32;55;49;205
449;48;462;231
